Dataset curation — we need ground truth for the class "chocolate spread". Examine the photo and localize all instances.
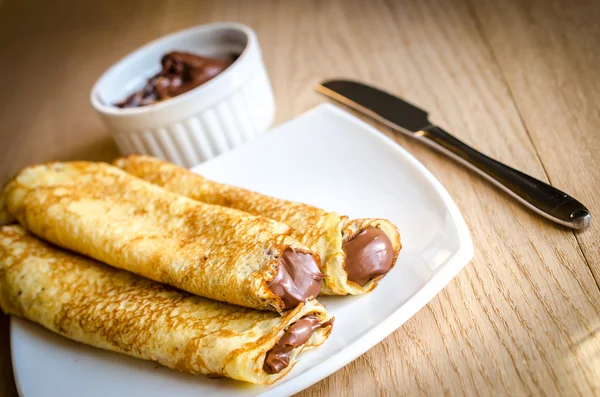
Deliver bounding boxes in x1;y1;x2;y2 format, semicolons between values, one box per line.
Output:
263;315;333;374
342;227;394;286
115;51;234;108
268;249;324;310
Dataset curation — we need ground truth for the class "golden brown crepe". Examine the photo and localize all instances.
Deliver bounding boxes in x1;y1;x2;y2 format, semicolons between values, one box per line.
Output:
1;161;320;312
0;225;332;384
115;155;402;295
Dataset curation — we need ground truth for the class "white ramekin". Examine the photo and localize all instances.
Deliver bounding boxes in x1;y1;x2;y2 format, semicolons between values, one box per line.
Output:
91;23;275;167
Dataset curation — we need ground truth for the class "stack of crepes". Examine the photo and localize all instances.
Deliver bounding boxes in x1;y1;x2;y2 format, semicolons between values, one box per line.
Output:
0;161;334;384
0;157;401;385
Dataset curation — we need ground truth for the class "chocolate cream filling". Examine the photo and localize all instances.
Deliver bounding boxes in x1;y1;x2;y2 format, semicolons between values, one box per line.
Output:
342;226;395;286
263;315;333;374
115;51;234;108
268;249;324;310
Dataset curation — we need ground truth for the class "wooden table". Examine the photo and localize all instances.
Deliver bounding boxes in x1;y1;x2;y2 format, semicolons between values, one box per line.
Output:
1;0;599;395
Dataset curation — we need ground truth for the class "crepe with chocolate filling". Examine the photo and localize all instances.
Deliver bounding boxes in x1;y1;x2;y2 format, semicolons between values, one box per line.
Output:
115;155;402;295
0;226;333;384
1;161;324;312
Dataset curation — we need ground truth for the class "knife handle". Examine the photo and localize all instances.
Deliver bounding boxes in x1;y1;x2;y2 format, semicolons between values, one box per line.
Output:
417;125;591;230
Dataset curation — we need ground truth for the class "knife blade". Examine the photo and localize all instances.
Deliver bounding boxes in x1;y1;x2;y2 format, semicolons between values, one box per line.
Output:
317;80;431;134
316;79;592;230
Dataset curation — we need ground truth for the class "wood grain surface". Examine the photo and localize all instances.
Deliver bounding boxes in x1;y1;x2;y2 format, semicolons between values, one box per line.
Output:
0;0;598;396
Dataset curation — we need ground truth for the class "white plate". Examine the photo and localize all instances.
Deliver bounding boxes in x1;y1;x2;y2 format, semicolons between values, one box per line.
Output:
11;104;473;397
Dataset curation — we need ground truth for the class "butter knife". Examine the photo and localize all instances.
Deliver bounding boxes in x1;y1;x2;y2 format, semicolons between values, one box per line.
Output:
317;79;591;230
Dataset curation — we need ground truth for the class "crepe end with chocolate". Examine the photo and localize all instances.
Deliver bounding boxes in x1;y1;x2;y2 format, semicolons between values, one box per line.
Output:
0;226;333;384
1;161;324;313
114;155;402;295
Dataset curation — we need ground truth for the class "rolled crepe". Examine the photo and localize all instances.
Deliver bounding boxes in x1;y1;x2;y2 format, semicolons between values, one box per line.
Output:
0;226;333;384
115;155;402;295
1;161;324;312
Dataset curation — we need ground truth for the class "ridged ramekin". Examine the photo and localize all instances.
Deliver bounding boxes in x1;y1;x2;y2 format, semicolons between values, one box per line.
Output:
91;23;275;167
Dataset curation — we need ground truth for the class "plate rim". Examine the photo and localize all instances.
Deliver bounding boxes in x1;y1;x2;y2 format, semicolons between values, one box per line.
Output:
10;103;474;397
